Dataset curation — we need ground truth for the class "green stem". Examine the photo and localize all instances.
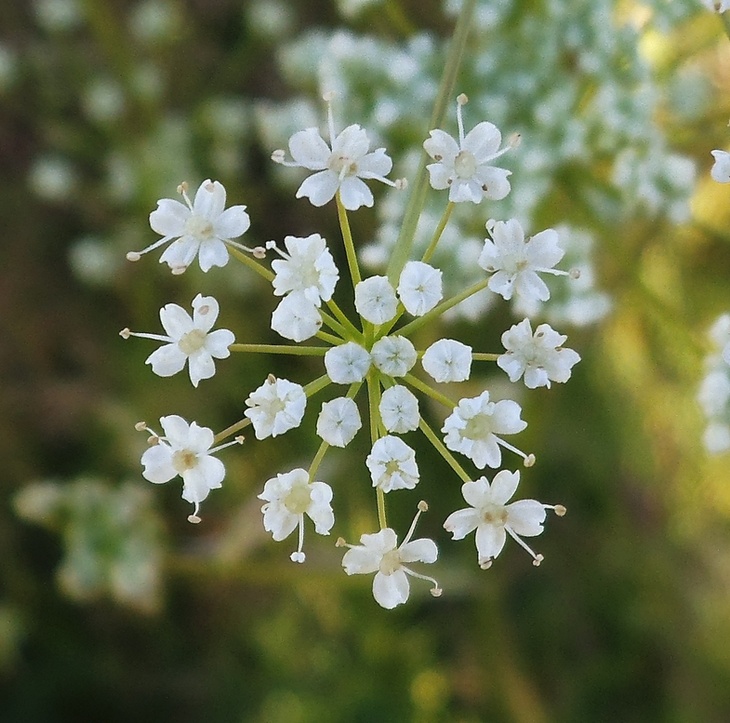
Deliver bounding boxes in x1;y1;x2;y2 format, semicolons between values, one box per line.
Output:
472;352;500;362
316;329;344;345
422;202;455;264
319;310;349;339
366;372;388;529
214;418;251;445
325;298;363;340
403;373;456;410
336;193;362;287
419;418;472;483
308;440;330;479
230;344;327;356
385;0;476;283
304;374;331;398
397;279;488;338
228;246;274;282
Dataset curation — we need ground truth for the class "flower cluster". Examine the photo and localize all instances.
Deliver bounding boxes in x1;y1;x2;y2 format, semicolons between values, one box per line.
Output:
123;94;579;608
697;314;730;454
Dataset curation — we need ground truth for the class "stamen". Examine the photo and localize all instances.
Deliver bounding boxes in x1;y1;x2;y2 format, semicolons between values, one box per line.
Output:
402;501;428;546
271;149;286;164
119;329;171;343
495;437;532;464
126;235;174;262
550;504;567;517
403;567;442;597
187;500;201;524
335;537;347;548
209;436;244;455
508;132;522;149
252;246;267;259
523;453;536;468
224;238;260;256
456;94;467;145
290;514;306;563
323;91;337;144
134;421;147;432
178;182;194;212
505;526;542;564
394;178;408;190
569;268;581;280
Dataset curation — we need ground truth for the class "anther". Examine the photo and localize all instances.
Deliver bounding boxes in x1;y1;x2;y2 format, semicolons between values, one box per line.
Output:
569;267;581;280
147;435;159;446
134;421;147;431
271;149;285;164
187;514;201;524
479;557;493;570
266;373;276;384
335;537;346;547
177;182;188;195
417;500;429;513
532;553;544;567
322;90;336;102
395;178;408;190
523;453;536;468
554;504;567;517
253;246;267;259
457;93;468;106
119;328;131;339
234;435;245;445
508;133;522;149
126;251;141;262
290;551;306;563
430;586;443;598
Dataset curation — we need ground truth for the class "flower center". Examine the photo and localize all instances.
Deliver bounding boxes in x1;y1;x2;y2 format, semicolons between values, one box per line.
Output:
454;150;477;179
184;214;215;240
379;548;402;575
385;459;402;476
328;154;357;178
463;413;493;440
481;503;508;526
284;482;312;515
178;328;207;355
172;448;198;474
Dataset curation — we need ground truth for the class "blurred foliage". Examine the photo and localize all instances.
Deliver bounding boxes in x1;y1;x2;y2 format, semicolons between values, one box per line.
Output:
3;0;730;721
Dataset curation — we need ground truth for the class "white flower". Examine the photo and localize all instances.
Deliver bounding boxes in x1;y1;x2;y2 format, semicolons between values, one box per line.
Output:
371;336;417;377
421;339;472;383
498;319;581;389
340;504;440;608
270;233;339;305
258;468;334;563
366;436;419;492
122;294;234;388
316;397;362;447
271;292;322;342
397;261;443;316
700;0;730;12
140;415;235;522
324;341;371;383
245;376;307;439
423;95;512;203
443;470;564;568
698;370;730;417
709;313;730;364
442;391;528;469
704;421;730;454
272;107;394;210
129;180;251;274
354;275;398;324
479;219;566;303
710;150;730;182
379;385;420;433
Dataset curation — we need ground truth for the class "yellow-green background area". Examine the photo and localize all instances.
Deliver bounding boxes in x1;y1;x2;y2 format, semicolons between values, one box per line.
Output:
3;1;730;721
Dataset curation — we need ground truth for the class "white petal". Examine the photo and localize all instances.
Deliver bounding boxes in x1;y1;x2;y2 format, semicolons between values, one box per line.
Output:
489;470;520;505
159;303;194;338
461;121;502;162
205;329;235;358
475;523;507;562
357;147;393;179
193;179;226;219
296;170;340;207
373;570;410;609
289;128;330;170
187;351;215;387
140;444;175;484
197;239;229;272
146;344;188;378
149;198;189;237
443;507;481;540
339;176;374;210
423;129;459;163
191;294;220;332
214;205;250;239
506;499;546;537
399;538;438;564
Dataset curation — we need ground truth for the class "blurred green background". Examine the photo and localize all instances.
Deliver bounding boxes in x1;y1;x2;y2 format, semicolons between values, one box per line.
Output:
3;0;730;721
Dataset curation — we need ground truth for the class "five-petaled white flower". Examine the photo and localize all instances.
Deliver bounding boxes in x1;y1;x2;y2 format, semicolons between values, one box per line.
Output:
498;318;581;389
317;397;362;447
128;180;251;274
245;376;307;439
479;218;569;303
271;292;323;342
270;233;339;306
442;391;529;469
121;294;234;387
139;415;240;522
258;468;335;563
366;435;420;492
339;503;441;609
711;150;730;182
422;339;472;383
272;99;396;210
443;470;564;568
423;94;513;203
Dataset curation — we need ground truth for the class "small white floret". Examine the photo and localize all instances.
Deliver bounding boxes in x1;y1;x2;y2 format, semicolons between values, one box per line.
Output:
379;385;420;433
397;261;443;316
324;342;371;384
245;377;307;439
371;336;417;377
366;436;419;492
421;339;472;383
354;275;398;325
316;397;362;447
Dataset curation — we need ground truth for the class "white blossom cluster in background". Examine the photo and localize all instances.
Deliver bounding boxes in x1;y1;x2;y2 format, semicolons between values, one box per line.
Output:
697;315;730;454
121;93;580;609
252;0;706;325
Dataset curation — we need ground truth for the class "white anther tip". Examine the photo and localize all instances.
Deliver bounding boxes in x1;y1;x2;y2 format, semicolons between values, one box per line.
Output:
126;251;140;262
457;93;468;105
187;514;201;524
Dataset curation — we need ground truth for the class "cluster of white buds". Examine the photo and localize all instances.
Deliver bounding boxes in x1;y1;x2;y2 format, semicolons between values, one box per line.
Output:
123;93;580;608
